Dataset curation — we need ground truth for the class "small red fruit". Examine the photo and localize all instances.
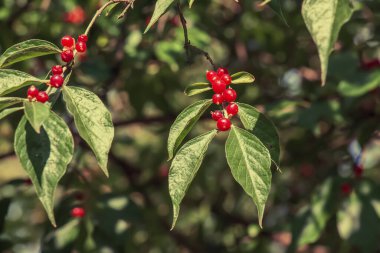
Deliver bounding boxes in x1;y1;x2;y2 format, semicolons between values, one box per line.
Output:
211;111;224;121
50;75;64;88
221;74;232;85
71;207;86;218
212;79;227;94
226;103;239;116
36;91;49;103
27;86;39;99
206;70;217;82
61;49;74;62
217;118;231;131
212;93;224;105
75;41;87;53
217;67;229;76
61;35;75;48
223;88;237;102
340;183;352;195
52;65;63;75
78;34;88;43
354;164;363;178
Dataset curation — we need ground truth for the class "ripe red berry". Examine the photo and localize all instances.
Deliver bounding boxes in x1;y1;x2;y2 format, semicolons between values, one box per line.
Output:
75;41;87;53
340;183;352;195
223;88;237;102
226;103;239;116
211;111;224;121
52;65;63;75
71;207;86;218
212;93;224;105
61;35;75;48
217;118;231;131
50;74;64;88
61;49;74;62
36;91;49;103
221;74;232;85
212;79;227;94
27;85;39;99
206;70;217;82
78;34;88;43
354;164;363;178
217;67;229;76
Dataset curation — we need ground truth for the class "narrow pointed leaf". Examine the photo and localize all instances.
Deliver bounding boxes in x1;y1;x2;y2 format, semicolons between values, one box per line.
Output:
24;101;50;133
237;103;280;167
167;99;212;160
144;0;175;33
225;126;271;227
0;107;23;120
184;82;212;96
189;0;195;8
0;97;25;111
231;72;255;85
302;0;354;85
169;130;217;229
62;86;114;177
0;69;43;96
14;113;74;226
268;0;289;26
0;39;61;68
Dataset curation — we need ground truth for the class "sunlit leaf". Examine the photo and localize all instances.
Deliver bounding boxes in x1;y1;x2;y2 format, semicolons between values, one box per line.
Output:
24;101;50;133
231;72;255;85
144;0;174;33
184;82;211;96
0;69;42;96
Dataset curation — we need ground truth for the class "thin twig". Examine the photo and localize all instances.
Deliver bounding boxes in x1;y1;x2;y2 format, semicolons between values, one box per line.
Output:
176;3;217;70
117;0;136;19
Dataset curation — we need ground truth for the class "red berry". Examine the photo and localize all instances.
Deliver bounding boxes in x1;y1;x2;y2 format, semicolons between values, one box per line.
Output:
354;164;363;178
206;70;217;82
212;79;227;94
212;94;224;105
75;41;87;53
217;67;229;76
223;88;237;102
36;91;49;103
221;74;232;85
61;49;74;62
61;35;75;48
71;207;86;218
226;103;239;116
211;111;224;121
340;183;352;195
27;85;39;99
50;75;64;88
78;34;88;43
217;118;231;131
52;65;63;75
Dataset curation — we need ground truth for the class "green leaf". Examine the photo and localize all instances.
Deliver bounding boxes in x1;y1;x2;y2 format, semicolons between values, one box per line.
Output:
169;130;217;229
0;39;61;68
0;107;23;121
62;86;114;177
0;97;25;111
184;82;212;96
14;113;74;226
167;99;212;160
189;0;195;8
0;69;43;96
24;101;50;133
237;103;280;168
231;72;255;85
225;126;271;227
144;0;174;33
268;0;289;26
302;0;354;85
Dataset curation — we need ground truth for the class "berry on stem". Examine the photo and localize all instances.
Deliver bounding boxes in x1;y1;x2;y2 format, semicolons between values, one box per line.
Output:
226;103;239;116
50;75;64;88
212;79;227;94
78;34;88;43
217;118;231;131
212;93;224;105
76;41;87;53
71;207;86;218
217;67;229;76
211;111;224;121
52;65;63;75
206;70;217;82
61;49;74;63
223;88;237;102
27;86;39;99
36;91;49;103
61;35;75;48
221;74;232;85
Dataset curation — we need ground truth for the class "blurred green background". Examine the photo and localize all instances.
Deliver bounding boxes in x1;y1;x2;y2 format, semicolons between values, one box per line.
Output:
1;0;380;252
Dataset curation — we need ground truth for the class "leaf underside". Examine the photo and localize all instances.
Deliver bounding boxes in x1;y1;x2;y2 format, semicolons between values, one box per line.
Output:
144;0;175;33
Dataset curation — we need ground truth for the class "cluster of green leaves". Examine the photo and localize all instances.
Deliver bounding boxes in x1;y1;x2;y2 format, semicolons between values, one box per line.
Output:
0;40;114;226
167;72;280;229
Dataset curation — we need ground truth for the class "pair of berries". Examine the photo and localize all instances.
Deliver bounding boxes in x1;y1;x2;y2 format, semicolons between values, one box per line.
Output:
50;65;64;88
207;68;238;132
71;207;86;218
60;34;88;63
27;86;49;103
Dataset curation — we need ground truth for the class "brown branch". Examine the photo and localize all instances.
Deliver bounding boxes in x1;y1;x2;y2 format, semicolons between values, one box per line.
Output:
117;0;136;19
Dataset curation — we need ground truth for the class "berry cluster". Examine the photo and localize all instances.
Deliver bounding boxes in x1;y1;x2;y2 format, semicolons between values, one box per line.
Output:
26;34;88;103
207;68;238;132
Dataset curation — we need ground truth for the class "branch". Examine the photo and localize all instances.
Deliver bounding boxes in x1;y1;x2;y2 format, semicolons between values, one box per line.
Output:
117;0;136;19
176;3;217;70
